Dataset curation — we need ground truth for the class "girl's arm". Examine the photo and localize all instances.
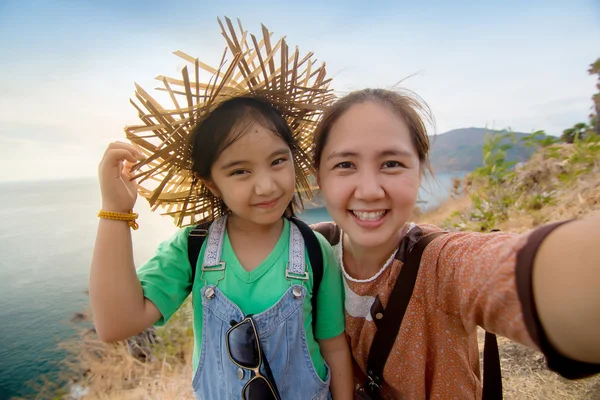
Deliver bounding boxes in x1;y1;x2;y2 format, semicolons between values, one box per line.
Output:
90;218;161;341
90;142;161;342
533;215;600;363
311;229;353;398
318;334;354;399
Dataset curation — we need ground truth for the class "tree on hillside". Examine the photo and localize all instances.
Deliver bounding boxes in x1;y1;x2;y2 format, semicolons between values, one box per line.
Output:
559;58;599;144
588;57;600;136
521;130;557;149
561;122;589;144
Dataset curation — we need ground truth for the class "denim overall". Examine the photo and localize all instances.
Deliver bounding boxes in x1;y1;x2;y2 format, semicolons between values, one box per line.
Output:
191;216;331;400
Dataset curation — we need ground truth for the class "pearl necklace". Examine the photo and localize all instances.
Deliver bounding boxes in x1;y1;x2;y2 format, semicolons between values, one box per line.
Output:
338;231;398;283
338;223;415;283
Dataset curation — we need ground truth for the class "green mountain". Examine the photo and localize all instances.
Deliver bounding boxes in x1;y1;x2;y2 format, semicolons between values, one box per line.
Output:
429;127;536;173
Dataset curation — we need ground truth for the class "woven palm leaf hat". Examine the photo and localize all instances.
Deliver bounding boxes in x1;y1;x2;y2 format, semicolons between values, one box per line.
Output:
125;17;336;227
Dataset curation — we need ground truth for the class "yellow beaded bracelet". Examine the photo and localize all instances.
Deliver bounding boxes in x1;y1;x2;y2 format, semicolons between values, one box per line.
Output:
97;209;139;230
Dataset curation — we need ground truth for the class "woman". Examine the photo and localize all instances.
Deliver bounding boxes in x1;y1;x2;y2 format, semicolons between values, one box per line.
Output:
311;88;600;399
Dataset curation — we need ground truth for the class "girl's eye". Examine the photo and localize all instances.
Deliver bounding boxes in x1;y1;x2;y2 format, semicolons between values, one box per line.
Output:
230;170;248;176
272;157;288;166
382;161;405;169
334;161;354;169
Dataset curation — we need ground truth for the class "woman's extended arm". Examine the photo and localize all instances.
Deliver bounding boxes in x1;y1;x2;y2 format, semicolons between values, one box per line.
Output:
533;215;600;364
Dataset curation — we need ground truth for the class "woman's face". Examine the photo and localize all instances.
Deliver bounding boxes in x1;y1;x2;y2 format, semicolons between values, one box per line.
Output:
317;101;422;249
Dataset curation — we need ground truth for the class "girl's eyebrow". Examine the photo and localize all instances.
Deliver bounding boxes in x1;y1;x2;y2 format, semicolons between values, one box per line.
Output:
269;148;291;158
220;147;290;170
220;159;246;170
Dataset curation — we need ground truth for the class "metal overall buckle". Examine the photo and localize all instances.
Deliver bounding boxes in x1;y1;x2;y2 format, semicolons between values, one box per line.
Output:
201;262;225;287
285;263;309;283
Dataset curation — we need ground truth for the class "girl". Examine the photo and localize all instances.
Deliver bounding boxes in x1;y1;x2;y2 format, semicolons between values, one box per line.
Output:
90;96;353;399
311;88;600;399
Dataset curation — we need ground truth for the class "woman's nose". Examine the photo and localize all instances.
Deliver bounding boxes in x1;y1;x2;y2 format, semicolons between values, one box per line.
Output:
353;170;385;201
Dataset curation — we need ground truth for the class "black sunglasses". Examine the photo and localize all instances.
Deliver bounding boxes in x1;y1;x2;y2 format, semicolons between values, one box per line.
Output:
226;316;281;400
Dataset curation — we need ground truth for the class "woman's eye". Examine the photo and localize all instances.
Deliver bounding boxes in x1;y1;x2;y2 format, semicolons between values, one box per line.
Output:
334;161;354;169
382;161;404;169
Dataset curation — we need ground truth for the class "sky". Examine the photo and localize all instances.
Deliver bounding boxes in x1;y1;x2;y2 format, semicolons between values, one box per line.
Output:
0;0;599;182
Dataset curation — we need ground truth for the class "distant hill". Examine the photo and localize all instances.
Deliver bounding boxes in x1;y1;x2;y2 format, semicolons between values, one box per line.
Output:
429;127;537;173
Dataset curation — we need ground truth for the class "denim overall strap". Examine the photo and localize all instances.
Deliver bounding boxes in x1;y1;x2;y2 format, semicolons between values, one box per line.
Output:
286;220;309;281
202;215;227;268
199;216;227;288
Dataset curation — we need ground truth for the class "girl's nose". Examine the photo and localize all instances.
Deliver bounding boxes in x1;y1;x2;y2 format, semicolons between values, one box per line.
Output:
254;173;277;196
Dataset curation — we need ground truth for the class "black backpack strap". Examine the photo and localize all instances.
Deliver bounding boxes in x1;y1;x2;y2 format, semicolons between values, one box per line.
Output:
188;222;212;285
289;217;323;338
483;331;503;399
363;232;446;396
483;229;503;400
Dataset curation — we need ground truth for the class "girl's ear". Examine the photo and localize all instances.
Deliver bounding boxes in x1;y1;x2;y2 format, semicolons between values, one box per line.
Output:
195;172;221;198
203;179;221;198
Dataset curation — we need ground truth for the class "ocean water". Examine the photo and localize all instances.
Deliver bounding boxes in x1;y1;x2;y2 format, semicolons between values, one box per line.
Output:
0;172;462;399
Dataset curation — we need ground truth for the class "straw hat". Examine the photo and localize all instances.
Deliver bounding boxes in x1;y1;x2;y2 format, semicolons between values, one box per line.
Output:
125;17;335;227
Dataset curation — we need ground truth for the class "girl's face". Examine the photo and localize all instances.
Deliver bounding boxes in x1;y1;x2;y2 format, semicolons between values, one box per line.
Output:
206;121;296;228
317;101;422;249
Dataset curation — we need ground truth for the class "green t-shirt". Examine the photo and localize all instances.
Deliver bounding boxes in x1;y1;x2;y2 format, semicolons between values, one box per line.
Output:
137;218;345;380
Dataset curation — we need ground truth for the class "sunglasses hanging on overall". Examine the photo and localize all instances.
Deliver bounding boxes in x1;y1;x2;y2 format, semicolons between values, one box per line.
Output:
226;315;281;400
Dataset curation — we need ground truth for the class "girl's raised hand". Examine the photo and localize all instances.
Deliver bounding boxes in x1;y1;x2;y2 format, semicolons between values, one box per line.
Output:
98;141;144;212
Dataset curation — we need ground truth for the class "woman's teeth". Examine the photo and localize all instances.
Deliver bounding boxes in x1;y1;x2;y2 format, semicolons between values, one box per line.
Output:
352;211;386;221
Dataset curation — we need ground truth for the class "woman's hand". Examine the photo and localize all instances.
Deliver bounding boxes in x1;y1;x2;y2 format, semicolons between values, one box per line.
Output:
98;141;143;212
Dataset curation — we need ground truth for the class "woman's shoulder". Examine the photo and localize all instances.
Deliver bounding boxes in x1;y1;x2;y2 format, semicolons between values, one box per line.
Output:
413;222;445;235
310;221;341;246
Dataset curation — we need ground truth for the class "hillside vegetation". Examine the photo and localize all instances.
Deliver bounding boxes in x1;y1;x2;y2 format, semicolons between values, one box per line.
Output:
429;128;540;173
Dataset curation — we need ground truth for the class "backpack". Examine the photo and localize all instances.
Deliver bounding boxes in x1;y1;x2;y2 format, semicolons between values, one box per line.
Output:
187;216;324;337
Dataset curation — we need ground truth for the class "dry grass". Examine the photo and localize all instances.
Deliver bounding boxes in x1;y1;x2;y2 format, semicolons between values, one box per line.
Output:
60;336;194;400
473;330;600;400
25;305;197;400
416;194;472;226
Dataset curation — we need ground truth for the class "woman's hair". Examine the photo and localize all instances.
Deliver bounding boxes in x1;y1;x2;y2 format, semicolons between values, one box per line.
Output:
312;88;434;174
191;96;299;217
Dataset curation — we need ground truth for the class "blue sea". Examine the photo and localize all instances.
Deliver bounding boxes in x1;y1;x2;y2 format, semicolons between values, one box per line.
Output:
0;172;463;399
